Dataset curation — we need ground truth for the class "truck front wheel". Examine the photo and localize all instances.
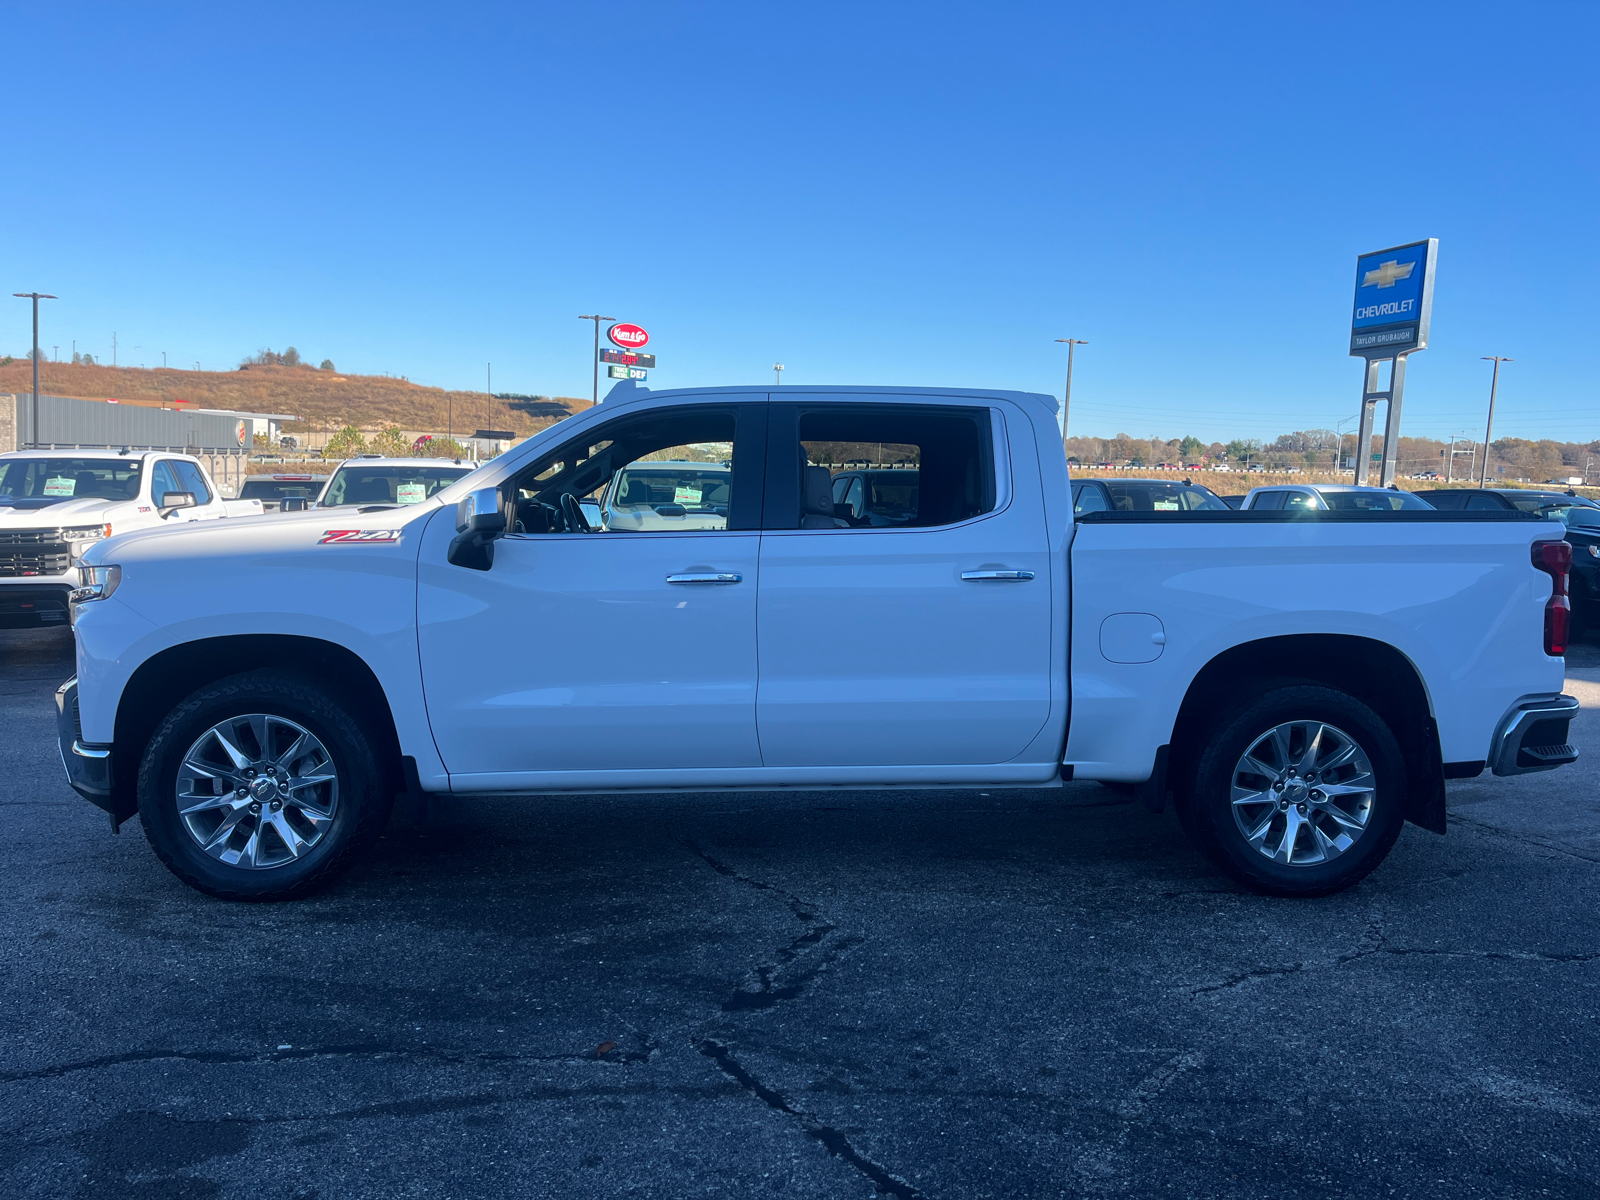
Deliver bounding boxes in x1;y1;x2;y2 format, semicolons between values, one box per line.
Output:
136;670;392;900
1177;685;1406;897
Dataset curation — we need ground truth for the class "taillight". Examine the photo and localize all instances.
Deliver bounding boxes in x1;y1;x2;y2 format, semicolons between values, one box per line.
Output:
1531;539;1572;656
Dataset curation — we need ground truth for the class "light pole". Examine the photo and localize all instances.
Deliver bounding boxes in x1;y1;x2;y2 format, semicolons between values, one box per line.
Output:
12;292;58;449
1479;356;1513;489
578;314;615;407
1054;338;1088;449
773;363;784;386
1333;416;1356;473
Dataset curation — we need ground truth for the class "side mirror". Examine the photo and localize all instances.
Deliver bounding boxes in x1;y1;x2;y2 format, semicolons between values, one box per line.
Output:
281;497;308;513
159;492;196;517
449;487;505;571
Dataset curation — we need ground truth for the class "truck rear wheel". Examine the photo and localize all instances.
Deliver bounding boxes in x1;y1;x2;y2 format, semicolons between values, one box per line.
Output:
1177;685;1406;897
136;670;392;900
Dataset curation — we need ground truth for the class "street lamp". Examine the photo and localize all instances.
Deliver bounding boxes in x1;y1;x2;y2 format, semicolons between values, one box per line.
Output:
1054;338;1088;449
773;362;784;386
1333;416;1356;473
1479;356;1513;489
12;292;58;448
578;314;616;407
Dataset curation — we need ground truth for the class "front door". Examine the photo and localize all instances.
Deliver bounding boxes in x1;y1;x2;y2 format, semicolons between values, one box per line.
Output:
416;399;768;788
755;399;1055;767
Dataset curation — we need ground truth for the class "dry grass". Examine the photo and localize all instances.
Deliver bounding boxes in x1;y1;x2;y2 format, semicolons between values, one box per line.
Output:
0;360;584;439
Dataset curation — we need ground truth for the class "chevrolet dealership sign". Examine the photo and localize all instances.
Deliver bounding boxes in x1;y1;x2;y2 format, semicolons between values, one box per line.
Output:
1350;238;1437;355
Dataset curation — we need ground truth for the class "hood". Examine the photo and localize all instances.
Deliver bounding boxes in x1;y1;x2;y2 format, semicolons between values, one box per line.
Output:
0;496;125;525
78;498;445;567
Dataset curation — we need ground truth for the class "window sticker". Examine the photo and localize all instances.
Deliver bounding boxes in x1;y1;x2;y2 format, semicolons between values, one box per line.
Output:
674;485;703;506
396;482;427;504
44;476;76;497
1153;500;1179;511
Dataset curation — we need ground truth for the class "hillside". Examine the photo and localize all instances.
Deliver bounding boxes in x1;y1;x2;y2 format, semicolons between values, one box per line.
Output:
0;360;584;439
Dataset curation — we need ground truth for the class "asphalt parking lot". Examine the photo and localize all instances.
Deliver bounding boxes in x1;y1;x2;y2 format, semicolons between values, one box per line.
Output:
2;626;1598;1200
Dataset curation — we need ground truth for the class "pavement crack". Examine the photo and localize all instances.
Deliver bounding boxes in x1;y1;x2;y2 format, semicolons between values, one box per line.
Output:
689;842;861;1013
0;1041;654;1085
1448;811;1600;866
1189;962;1305;994
699;1037;925;1200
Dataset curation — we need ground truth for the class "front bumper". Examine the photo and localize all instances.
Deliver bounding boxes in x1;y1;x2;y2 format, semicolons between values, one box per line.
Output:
55;677;120;823
1489;693;1581;777
0;582;72;628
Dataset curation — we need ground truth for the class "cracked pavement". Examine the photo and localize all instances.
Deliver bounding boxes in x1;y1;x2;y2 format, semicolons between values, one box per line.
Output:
2;625;1598;1199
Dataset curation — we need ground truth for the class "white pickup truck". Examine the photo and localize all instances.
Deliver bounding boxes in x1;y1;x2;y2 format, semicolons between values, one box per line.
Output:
0;450;261;629
58;384;1580;901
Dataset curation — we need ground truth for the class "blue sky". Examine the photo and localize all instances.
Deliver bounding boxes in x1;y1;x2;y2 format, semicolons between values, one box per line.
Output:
4;2;1596;445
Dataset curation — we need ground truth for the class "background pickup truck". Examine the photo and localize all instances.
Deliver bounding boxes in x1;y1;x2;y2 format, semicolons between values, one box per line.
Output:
59;384;1579;901
0;449;261;628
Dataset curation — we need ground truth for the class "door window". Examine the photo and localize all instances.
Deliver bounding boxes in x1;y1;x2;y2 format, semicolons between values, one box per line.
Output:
786;405;993;530
151;461;183;505
1250;490;1286;510
1283;490;1318;510
172;460;212;503
508;406;755;534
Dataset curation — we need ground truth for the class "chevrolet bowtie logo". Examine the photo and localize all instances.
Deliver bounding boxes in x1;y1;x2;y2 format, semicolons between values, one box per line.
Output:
1362;259;1414;289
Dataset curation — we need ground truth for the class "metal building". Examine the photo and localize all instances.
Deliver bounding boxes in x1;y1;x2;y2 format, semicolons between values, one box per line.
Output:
0;394;296;495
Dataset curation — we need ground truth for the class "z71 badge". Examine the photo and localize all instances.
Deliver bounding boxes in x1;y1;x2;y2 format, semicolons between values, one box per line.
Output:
318;529;402;544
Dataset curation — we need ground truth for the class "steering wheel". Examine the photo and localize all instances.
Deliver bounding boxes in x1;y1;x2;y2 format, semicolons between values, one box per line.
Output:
560;492;592;533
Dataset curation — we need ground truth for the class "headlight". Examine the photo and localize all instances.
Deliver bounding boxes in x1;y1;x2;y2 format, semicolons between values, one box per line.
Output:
64;523;112;563
70;565;121;604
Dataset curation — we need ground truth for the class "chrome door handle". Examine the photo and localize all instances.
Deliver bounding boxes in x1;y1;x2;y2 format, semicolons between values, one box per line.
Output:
961;569;1035;582
666;572;743;584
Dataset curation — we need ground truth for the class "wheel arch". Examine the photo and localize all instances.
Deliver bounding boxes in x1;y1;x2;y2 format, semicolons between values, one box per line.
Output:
1167;633;1446;833
112;635;405;816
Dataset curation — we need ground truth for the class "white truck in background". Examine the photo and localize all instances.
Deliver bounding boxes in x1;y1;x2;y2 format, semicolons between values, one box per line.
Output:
0;450;261;628
57;384;1580;902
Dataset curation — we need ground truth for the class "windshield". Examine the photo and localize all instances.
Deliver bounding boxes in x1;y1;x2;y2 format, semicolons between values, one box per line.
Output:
1322;490;1434;511
0;458;142;505
1102;481;1229;511
609;465;731;518
240;478;326;502
320;464;471;507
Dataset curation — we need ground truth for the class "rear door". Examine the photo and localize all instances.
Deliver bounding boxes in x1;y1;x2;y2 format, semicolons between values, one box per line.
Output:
754;397;1054;767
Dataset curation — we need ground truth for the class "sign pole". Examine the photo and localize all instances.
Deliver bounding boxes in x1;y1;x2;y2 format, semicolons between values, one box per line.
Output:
1479;356;1512;488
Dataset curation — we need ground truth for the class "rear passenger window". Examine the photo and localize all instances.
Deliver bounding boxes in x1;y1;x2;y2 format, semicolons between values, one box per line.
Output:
1283;491;1317;510
1251;491;1286;510
796;406;994;530
1466;493;1504;510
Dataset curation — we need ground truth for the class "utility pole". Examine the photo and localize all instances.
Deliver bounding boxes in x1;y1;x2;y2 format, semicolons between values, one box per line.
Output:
52;345;58;362
1479;356;1513;489
578;314;615;407
487;362;492;435
1446;433;1457;483
773;362;784;386
1054;338;1088;450
12;292;58;448
113;332;117;367
162;351;167;368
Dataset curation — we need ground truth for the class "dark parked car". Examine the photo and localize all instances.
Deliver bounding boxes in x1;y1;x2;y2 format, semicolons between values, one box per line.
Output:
1071;478;1230;515
1418;487;1599;514
237;474;329;512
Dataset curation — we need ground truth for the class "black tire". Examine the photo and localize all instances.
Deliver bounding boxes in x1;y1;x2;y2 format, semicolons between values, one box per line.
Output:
137;670;393;900
1175;685;1406;897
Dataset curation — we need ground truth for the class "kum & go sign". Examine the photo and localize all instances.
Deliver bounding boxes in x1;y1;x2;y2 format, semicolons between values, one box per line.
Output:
608;323;649;349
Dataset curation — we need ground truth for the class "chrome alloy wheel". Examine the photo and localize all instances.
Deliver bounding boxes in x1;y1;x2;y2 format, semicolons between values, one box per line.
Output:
175;714;339;869
1229;720;1375;866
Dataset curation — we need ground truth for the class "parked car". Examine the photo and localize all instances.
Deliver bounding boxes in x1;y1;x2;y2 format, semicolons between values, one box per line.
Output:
238;474;329;513
1072;478;1230;515
828;466;918;527
316;457;477;508
0;450;261;628
1241;484;1434;512
599;460;731;531
1418;487;1600;515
